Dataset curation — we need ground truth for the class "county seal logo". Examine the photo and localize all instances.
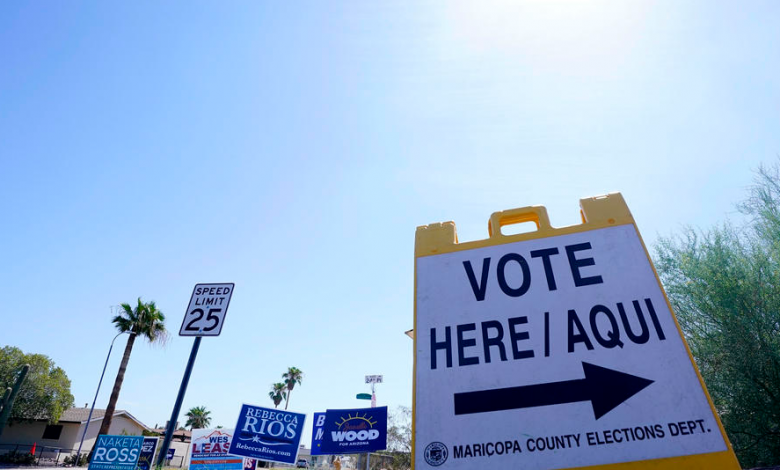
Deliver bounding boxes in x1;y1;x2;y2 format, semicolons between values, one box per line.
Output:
424;442;448;466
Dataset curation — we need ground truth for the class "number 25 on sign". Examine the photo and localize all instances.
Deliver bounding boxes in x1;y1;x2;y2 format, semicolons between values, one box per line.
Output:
179;283;234;337
413;194;740;470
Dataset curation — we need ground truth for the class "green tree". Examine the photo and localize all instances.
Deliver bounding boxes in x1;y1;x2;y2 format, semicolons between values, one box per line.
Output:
97;299;167;437
655;164;780;467
268;383;287;409
185;406;212;430
384;406;411;470
0;346;74;423
281;367;303;410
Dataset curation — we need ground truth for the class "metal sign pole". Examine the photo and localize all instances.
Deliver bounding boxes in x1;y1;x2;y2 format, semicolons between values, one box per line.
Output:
156;336;202;468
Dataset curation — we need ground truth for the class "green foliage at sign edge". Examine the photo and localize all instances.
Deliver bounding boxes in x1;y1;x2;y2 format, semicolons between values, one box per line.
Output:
654;162;780;468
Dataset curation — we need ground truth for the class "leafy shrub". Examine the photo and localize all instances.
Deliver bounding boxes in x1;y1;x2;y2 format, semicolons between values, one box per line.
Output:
63;453;89;466
0;450;36;465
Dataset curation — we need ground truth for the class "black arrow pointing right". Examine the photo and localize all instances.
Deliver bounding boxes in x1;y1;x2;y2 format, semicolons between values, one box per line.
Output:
454;362;653;420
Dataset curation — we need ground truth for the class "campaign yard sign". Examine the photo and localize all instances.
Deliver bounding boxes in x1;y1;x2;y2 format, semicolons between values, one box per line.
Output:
190;428;243;470
320;407;387;455
89;435;143;470
136;437;158;470
228;404;306;465
310;412;326;456
414;195;740;470
242;459;256;470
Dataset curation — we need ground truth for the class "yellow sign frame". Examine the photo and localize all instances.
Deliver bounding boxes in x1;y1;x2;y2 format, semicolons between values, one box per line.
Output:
412;193;739;469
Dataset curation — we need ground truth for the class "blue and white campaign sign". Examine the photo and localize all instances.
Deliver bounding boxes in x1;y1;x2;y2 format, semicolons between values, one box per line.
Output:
320;407;387;454
166;449;175;460
89;435;144;470
136;437;158;470
310;412;326;456
228;403;306;465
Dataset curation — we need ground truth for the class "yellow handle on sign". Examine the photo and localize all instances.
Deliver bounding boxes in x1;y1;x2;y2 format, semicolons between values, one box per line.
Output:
488;206;552;238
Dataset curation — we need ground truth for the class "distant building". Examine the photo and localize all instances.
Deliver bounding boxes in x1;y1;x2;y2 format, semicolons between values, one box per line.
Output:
0;407;150;464
152;426;191;443
150;425;192;464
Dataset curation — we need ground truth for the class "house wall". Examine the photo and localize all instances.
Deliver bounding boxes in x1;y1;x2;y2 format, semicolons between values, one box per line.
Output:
0;414;148;463
78;415;147;453
0;421;80;449
0;417;197;467
168;438;191;466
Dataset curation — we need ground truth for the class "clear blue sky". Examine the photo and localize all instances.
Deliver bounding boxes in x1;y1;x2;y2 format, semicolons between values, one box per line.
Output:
1;0;778;444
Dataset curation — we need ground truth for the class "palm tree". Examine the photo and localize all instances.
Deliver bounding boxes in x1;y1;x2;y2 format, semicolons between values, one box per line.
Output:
282;367;303;410
185;406;212;430
97;298;167;437
268;383;287;409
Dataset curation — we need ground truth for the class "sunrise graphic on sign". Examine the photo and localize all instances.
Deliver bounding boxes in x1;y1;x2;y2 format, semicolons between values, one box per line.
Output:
335;413;378;430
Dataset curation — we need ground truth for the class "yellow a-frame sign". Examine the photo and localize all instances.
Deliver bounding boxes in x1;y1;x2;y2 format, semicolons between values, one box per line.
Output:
413;193;739;469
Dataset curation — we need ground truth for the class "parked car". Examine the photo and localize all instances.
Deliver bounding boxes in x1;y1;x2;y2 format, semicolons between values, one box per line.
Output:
295;459;309;468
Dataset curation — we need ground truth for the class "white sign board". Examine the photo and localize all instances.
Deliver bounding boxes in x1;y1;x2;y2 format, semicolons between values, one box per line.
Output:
189;428;242;470
179;283;234;337
415;225;727;469
365;375;383;384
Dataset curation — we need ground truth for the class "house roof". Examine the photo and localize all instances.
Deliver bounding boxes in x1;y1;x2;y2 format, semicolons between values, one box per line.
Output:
152;428;192;441
59;408;108;423
58;408;151;431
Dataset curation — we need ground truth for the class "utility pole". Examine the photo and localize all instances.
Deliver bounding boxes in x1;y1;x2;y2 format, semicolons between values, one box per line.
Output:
364;375;383;470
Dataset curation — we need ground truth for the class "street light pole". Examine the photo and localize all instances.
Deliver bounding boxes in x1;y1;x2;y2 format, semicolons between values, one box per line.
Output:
75;331;134;466
363;375;383;470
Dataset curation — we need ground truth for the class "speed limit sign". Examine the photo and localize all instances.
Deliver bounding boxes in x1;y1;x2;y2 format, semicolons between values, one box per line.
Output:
179;283;235;336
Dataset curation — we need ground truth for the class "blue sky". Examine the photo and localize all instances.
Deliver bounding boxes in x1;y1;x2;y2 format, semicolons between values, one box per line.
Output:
1;0;778;445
